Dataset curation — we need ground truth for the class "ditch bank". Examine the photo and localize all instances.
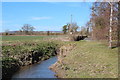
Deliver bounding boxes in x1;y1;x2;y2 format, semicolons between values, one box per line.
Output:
50;35;87;41
12;56;57;78
49;43;76;78
2;42;59;79
50;41;118;78
69;35;87;41
2;35;86;79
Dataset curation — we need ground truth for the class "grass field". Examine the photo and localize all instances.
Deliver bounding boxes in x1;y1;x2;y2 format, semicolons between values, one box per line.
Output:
56;40;118;78
1;35;118;78
1;35;63;46
2;35;59;41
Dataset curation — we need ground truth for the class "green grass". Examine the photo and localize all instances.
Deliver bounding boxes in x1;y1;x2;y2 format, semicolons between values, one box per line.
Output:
2;41;59;78
1;35;62;45
1;35;118;78
2;35;58;41
60;40;118;78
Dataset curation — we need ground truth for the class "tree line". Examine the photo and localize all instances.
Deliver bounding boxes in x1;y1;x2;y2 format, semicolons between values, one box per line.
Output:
3;24;63;35
86;2;120;48
87;2;118;40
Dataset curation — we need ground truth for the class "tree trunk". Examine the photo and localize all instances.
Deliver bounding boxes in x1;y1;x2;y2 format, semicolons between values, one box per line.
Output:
118;2;120;47
118;1;120;78
109;2;113;48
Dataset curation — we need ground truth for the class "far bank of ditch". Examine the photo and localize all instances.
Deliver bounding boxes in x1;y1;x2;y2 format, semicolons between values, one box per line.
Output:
2;41;59;79
1;35;85;79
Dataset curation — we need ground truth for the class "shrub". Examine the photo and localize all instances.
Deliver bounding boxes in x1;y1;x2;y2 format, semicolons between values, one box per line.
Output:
2;41;59;78
2;57;20;78
32;42;58;62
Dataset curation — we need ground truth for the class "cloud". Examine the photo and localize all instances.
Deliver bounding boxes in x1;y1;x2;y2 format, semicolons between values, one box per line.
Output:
31;17;52;20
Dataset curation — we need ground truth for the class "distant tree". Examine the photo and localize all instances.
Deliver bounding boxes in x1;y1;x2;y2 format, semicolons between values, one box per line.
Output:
47;31;50;36
70;22;79;34
62;23;79;34
5;29;9;35
80;27;87;36
62;25;68;34
21;24;35;35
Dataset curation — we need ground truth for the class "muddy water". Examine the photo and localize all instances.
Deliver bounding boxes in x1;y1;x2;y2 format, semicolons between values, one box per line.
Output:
12;56;57;78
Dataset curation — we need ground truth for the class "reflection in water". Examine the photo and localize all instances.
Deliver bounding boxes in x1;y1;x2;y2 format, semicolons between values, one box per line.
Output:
12;56;57;78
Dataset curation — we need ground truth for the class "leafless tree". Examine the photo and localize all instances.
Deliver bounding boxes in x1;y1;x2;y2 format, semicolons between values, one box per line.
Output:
21;24;35;35
90;2;118;42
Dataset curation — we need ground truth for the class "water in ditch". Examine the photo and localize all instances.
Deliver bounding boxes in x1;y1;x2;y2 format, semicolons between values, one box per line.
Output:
12;56;57;78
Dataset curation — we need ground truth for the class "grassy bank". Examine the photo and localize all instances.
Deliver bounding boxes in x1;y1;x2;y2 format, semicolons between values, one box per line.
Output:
2;40;60;79
2;35;118;78
53;40;118;78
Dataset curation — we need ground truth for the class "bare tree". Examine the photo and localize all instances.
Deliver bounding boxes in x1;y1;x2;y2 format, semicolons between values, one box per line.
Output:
62;24;68;34
118;1;120;48
90;2;118;42
21;24;35;35
68;22;79;34
108;2;113;48
5;29;9;35
47;31;50;36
